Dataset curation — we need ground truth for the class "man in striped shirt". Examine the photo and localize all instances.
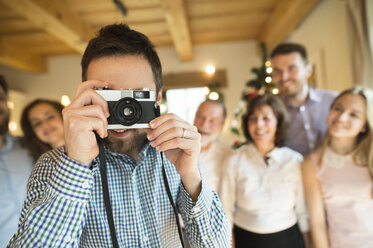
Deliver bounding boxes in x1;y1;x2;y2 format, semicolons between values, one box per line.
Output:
8;24;231;248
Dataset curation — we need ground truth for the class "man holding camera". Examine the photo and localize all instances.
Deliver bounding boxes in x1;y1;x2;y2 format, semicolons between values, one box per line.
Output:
8;24;231;247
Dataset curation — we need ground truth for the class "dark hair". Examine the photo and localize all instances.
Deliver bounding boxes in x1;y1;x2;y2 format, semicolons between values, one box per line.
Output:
270;43;308;63
200;99;227;120
0;75;8;95
241;94;290;147
81;23;162;93
20;99;64;160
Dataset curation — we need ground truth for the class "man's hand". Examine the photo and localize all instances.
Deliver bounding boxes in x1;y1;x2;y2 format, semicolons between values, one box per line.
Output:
62;80;110;166
145;114;202;201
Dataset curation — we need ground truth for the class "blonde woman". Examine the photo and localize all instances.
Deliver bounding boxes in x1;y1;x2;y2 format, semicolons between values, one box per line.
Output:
302;86;373;248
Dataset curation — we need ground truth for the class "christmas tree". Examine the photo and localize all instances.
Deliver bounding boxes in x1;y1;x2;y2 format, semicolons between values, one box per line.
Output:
230;42;276;147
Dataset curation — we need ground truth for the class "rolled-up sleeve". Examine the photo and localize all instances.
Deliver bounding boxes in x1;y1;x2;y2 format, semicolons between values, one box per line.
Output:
8;149;94;248
178;174;231;247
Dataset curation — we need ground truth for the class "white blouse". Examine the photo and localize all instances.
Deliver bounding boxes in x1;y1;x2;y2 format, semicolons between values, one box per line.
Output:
220;143;309;234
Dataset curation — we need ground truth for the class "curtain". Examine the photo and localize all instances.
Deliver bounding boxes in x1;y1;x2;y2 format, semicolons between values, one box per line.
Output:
346;0;373;88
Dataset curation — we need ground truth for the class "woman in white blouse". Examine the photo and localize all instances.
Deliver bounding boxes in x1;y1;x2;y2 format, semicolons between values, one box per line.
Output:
220;94;309;248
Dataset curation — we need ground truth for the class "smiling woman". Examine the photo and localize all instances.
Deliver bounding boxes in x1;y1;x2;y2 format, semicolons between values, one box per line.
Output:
220;94;310;248
20;99;65;161
302;86;373;248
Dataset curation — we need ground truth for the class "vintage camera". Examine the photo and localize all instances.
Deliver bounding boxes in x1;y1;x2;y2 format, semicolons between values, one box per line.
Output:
96;88;159;129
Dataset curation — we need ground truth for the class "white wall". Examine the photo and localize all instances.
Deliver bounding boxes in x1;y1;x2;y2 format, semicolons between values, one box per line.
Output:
0;56;82;136
286;0;354;91
1;55;80;101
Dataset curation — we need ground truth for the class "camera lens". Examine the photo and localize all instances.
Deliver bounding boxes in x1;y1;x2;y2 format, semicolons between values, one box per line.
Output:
123;106;134;117
113;97;142;126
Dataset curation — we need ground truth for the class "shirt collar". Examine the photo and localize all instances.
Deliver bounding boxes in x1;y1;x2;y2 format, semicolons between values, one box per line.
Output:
266;147;280;163
308;87;322;103
282;87;321;108
91;141;153;169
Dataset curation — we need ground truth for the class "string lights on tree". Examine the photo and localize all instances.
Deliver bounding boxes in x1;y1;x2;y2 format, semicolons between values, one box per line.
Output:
204;65;223;101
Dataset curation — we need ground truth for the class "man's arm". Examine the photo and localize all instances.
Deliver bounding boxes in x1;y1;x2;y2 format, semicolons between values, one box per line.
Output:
145;114;231;247
146;113;202;201
8;149;94;247
177;176;231;247
9;80;110;247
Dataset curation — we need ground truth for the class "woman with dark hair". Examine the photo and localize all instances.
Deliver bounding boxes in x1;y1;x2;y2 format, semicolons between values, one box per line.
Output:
21;99;64;160
303;86;373;248
220;94;309;248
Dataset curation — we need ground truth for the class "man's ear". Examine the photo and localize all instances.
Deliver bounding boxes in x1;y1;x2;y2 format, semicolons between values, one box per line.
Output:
156;89;162;103
305;62;313;78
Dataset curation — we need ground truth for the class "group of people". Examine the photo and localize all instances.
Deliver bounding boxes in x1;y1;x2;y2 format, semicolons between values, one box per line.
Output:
194;44;373;248
0;23;371;248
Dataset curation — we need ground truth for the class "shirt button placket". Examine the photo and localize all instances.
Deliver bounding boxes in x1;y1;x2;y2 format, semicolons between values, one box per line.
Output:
132;171;145;247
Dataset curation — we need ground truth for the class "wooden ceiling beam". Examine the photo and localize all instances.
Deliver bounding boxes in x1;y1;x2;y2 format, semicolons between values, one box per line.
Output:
258;0;321;52
81;7;165;25
0;38;46;73
0;0;93;54
160;0;193;61
1;33;77;55
67;0;159;11
187;0;273;18
190;13;268;33
192;29;258;45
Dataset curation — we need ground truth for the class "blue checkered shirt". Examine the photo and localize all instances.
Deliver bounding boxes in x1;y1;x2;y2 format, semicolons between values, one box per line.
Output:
8;143;231;247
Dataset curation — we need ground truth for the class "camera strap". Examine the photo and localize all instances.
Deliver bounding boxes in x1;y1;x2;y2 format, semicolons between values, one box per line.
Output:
160;152;185;248
96;134;120;248
95;140;185;247
94;100;185;247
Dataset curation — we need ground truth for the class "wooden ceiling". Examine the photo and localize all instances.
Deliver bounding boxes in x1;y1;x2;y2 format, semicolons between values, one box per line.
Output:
0;0;320;73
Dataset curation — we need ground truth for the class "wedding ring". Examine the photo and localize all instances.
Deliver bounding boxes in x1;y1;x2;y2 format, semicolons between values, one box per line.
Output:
181;128;187;139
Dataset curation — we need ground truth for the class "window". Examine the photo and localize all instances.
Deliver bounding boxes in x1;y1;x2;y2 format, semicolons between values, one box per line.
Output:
165;88;206;124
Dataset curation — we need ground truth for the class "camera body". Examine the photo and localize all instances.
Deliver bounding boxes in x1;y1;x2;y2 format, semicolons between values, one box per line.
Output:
96;88;159;129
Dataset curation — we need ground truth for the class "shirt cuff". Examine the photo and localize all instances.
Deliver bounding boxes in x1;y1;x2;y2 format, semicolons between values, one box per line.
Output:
49;153;94;202
180;177;213;220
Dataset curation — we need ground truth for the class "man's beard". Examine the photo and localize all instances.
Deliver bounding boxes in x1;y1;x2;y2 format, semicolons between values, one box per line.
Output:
0;109;9;136
281;79;306;99
104;129;148;156
200;132;218;150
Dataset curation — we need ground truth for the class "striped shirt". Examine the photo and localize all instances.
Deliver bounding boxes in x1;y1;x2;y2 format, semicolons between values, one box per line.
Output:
8;143;231;247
